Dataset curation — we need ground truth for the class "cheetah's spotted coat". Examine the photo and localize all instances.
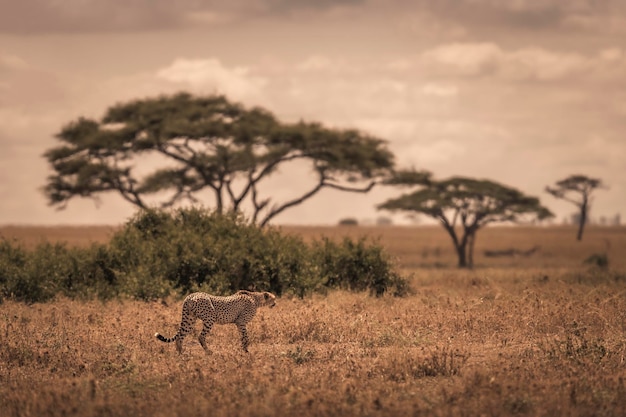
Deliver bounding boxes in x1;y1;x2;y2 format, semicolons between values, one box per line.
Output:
155;290;276;353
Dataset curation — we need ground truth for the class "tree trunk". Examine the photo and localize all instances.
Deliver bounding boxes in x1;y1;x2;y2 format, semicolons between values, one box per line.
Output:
467;232;476;268
455;242;467;268
577;201;588;241
440;222;467;268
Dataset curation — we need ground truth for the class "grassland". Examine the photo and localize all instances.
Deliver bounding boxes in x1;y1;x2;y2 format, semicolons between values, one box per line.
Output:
1;225;626;417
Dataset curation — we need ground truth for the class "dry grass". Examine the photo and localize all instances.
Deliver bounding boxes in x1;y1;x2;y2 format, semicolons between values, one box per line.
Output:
280;225;626;269
0;225;118;250
1;225;626;416
2;224;623;269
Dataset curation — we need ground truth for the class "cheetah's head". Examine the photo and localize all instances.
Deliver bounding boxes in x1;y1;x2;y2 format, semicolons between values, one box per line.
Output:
263;292;276;308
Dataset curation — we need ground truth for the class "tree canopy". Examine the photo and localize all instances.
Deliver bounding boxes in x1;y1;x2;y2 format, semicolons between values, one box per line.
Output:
378;175;554;267
545;174;605;241
43;93;395;226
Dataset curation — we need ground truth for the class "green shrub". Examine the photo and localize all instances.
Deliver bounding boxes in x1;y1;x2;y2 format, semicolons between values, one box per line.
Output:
0;239;119;303
311;236;408;296
110;208;408;298
116;264;173;301
0;207;407;302
108;208;325;299
0;239;41;303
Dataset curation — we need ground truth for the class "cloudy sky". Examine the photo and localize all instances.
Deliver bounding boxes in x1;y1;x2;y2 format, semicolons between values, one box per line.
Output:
1;0;625;226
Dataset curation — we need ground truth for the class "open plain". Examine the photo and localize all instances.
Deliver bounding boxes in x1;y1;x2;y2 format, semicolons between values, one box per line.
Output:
1;225;625;417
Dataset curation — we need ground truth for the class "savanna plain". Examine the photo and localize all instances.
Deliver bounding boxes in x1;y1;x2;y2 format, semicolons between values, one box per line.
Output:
1;225;626;417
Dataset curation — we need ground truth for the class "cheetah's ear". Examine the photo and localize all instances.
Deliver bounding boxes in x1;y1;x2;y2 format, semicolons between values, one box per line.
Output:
263;292;270;299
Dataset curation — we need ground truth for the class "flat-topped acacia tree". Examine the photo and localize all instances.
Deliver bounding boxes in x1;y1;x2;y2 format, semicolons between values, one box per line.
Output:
378;174;554;268
42;93;395;226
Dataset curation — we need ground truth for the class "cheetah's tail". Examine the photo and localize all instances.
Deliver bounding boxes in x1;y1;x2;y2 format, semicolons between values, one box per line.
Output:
155;332;177;343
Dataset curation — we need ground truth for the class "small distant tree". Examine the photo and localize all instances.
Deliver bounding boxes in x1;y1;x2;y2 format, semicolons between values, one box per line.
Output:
378;174;553;268
545;175;605;241
338;218;359;226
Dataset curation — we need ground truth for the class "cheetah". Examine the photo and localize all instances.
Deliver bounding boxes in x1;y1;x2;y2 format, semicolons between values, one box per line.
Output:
155;290;276;354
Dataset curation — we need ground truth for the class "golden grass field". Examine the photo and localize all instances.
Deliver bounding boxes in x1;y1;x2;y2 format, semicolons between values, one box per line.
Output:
1;224;626;417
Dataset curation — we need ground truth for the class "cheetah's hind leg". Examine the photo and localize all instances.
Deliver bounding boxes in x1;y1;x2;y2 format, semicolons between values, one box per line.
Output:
198;321;214;354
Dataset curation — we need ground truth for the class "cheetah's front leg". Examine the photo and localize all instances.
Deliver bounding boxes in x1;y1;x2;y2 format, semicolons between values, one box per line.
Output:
198;321;214;354
236;322;249;352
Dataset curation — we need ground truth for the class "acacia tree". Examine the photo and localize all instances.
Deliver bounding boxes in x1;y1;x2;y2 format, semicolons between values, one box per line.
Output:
545;175;605;241
43;93;395;226
378;175;553;268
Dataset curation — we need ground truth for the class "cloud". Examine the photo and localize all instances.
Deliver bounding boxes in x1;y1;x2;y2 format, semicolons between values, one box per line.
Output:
410;0;626;32
155;58;267;101
0;53;29;71
420;42;626;82
421;83;458;97
0;0;194;34
263;0;365;14
0;52;65;108
0;0;367;34
352;116;513;172
296;55;339;72
559;134;626;171
562;14;626;35
421;42;502;76
292;55;364;78
4;0;623;35
501;47;589;81
0;56;270;134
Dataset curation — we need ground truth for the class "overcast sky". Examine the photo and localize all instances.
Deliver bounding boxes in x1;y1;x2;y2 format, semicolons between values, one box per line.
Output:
1;0;624;226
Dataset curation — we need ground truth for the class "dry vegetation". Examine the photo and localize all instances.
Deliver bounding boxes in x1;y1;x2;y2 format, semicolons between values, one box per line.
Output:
1;225;626;416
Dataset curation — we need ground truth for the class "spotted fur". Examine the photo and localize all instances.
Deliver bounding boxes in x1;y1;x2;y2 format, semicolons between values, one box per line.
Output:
155;290;276;354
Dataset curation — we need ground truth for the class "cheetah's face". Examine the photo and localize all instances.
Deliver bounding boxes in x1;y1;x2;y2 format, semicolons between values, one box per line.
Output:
263;292;276;308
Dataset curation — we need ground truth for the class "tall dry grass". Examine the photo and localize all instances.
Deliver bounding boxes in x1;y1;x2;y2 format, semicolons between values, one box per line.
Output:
1;225;625;416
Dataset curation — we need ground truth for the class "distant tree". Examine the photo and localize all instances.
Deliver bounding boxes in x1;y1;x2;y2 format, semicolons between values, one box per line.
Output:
545;175;605;241
378;174;553;268
42;93;395;226
376;216;393;226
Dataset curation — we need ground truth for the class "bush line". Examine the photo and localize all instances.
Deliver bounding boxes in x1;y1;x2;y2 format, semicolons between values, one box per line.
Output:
0;208;408;303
